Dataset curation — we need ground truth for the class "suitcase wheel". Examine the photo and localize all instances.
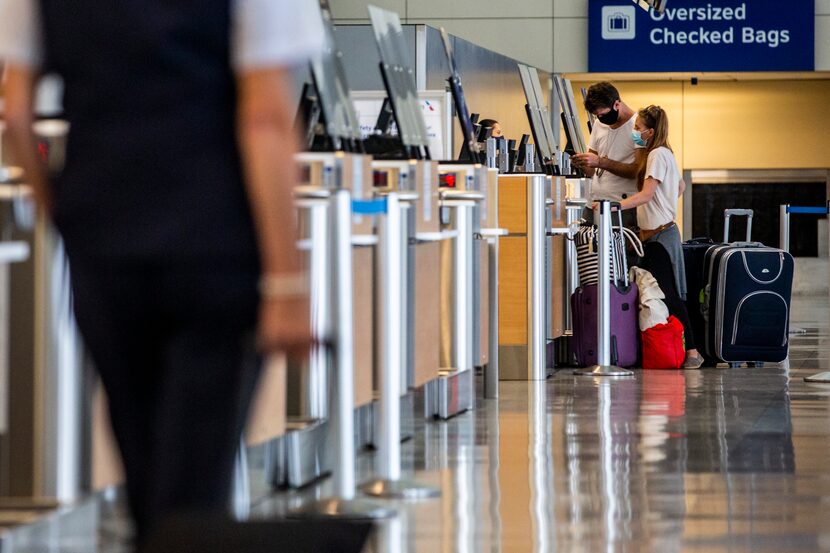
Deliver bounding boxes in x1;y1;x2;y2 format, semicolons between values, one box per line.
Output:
728;362;742;369
748;362;765;368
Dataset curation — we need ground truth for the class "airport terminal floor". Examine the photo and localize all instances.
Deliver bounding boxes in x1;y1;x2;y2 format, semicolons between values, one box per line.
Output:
6;294;826;552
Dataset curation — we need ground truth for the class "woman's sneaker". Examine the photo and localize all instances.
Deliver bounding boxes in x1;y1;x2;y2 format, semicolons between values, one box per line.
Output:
683;352;705;369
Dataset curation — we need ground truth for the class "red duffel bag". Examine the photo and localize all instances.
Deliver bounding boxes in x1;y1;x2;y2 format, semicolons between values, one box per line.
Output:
641;315;685;370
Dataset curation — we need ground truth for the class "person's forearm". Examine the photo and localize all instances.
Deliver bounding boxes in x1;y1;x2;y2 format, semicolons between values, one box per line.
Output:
236;69;303;276
3;65;51;210
597;156;639;180
620;190;653;211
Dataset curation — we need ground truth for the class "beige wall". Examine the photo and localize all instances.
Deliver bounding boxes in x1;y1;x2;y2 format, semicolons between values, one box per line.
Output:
330;0;830;73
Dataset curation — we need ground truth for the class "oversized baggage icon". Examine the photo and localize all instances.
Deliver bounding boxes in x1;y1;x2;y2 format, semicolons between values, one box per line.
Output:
608;12;630;32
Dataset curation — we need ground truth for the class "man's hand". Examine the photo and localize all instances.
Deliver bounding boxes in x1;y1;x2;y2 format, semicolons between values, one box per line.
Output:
572;152;602;169
257;296;313;355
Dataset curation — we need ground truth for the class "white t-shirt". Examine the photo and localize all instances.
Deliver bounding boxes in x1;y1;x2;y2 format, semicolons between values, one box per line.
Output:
588;114;642;202
0;0;324;71
637;146;681;230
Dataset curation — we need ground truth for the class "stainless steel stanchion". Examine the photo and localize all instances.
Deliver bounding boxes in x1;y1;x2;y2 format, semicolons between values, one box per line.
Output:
780;204;791;252
360;193;440;500
232;439;251;520
292;191;395;519
781;204;804;336
780;204;827;337
527;176;547;381
574;201;634;377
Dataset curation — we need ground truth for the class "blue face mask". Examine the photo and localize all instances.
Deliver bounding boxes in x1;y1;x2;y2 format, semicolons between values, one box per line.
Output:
632;130;648;147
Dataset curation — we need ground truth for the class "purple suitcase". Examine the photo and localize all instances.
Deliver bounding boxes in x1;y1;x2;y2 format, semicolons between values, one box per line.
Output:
571;283;639;368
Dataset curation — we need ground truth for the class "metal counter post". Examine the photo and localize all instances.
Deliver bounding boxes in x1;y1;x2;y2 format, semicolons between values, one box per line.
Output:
575;201;633;378
276;186;334;489
360;192;439;500
456;201;474;376
527;176;547;381
484;234;500;398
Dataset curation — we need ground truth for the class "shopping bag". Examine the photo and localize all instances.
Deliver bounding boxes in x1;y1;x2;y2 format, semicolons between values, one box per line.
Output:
641;315;685;370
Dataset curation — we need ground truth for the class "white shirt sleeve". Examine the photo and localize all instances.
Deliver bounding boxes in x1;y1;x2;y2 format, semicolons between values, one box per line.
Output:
645;148;669;184
588;124;600;151
0;0;43;67
231;0;325;72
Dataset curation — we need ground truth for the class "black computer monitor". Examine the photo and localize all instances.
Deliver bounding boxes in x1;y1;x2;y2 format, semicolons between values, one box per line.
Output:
293;82;322;151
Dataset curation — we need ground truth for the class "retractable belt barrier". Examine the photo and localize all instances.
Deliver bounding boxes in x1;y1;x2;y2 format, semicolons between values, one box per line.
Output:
290;192;395;520
574;200;634;378
779;203;830;253
358;192;440;500
779;203;830;383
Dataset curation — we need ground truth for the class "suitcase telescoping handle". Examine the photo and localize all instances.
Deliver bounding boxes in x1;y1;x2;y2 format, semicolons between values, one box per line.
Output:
723;209;753;243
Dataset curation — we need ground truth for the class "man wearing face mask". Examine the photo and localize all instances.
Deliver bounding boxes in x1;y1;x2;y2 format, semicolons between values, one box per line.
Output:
572;82;646;229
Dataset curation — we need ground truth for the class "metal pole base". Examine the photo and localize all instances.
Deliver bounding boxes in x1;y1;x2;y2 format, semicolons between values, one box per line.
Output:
358;479;441;500
288;498;397;521
574;364;635;377
804;372;830;383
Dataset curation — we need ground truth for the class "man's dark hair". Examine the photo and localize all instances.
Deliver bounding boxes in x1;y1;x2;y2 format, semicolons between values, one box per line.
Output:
584;82;621;113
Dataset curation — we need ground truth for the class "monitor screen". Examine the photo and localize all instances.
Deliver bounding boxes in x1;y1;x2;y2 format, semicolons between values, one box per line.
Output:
368;6;430;149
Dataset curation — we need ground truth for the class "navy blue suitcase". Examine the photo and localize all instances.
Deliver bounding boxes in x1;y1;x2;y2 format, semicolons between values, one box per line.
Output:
702;243;794;365
682;237;716;361
701;209;795;366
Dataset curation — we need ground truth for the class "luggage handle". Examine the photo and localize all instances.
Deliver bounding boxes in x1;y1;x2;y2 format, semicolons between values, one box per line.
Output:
608;202;644;287
723;209;753;243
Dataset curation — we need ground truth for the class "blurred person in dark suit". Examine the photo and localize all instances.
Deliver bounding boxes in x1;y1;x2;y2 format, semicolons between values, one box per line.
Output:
0;0;323;544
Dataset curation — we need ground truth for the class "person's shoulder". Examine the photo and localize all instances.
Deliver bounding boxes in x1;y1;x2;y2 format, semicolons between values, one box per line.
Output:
651;146;673;159
646;146;670;166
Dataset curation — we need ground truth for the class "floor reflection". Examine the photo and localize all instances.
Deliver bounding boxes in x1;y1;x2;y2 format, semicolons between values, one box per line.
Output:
72;296;830;553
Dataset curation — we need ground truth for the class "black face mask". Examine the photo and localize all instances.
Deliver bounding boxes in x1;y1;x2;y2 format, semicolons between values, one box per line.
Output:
598;106;620;125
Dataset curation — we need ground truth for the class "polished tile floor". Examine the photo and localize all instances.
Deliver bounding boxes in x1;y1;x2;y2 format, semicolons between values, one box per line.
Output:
7;296;830;552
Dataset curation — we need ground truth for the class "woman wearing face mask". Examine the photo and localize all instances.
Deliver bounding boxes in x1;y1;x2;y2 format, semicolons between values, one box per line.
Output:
619;105;704;369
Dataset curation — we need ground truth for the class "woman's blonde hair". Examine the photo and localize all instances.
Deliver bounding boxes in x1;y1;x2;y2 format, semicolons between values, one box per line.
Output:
638;105;672;154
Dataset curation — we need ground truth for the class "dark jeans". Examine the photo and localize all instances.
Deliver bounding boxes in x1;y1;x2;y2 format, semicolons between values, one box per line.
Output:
640;241;696;351
67;253;261;542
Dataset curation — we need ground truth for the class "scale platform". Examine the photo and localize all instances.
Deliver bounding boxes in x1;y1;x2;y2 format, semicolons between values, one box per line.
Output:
424;367;474;420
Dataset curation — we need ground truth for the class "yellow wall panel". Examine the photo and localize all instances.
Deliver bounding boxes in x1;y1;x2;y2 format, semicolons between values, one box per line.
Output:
683;80;830;170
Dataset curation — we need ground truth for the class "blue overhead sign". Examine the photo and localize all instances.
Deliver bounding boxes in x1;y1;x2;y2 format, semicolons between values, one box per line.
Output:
589;0;815;72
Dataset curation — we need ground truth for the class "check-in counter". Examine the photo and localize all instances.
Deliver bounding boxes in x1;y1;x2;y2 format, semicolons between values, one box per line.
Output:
297;153;376;412
496;174;568;379
371;160;443;416
272;152;377;489
556;177;591;365
420;163;497;418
